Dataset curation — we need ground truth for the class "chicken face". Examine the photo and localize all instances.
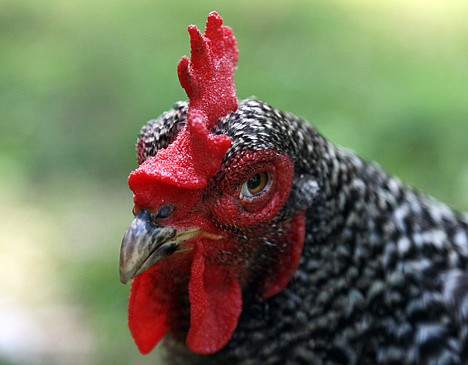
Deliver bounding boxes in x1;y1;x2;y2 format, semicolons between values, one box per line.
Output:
119;11;312;357
119;106;306;354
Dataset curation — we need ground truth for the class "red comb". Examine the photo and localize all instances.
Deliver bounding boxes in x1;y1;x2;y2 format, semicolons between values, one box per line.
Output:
178;11;238;129
129;12;238;191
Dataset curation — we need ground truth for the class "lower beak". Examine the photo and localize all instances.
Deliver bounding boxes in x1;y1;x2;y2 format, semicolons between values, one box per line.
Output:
119;210;181;284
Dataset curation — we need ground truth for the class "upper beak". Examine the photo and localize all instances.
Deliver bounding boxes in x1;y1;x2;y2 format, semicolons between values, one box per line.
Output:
119;210;197;284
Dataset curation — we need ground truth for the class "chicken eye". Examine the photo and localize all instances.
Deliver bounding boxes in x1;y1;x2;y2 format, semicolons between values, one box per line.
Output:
241;172;270;198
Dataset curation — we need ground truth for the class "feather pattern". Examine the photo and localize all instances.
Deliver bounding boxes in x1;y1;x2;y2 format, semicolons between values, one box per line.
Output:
135;98;468;364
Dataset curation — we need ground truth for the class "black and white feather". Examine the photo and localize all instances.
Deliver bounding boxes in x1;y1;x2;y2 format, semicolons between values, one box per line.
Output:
136;98;468;365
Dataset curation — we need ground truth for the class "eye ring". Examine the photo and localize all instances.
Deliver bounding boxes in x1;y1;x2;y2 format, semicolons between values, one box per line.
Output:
241;172;270;198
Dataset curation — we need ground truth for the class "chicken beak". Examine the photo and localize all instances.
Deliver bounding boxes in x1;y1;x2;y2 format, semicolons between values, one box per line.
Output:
119;210;181;284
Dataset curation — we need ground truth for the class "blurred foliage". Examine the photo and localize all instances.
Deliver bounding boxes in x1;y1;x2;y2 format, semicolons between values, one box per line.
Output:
1;0;467;364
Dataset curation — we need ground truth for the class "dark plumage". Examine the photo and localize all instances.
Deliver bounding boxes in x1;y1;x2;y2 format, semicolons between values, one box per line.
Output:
120;12;468;365
133;98;468;365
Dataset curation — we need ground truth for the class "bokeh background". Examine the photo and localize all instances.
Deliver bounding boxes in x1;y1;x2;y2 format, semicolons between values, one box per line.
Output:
1;0;468;364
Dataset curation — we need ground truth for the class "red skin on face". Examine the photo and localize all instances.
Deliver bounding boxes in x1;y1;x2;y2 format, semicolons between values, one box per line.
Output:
128;148;305;354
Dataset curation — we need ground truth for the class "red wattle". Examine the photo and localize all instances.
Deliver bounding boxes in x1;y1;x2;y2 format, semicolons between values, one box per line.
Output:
128;269;169;354
187;241;242;354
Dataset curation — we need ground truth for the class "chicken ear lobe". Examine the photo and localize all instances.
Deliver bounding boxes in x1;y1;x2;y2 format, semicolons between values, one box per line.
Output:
187;240;242;354
259;211;306;299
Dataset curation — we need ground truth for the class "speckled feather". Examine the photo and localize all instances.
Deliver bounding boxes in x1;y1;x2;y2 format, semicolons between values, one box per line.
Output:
136;98;468;365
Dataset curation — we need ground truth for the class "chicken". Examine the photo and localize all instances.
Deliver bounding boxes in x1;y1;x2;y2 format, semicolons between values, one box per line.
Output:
119;12;468;365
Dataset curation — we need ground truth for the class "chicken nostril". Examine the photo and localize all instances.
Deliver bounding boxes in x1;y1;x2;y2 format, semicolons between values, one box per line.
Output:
152;204;173;220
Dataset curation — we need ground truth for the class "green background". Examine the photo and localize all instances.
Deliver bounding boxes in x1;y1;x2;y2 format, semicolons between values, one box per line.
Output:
1;0;467;364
